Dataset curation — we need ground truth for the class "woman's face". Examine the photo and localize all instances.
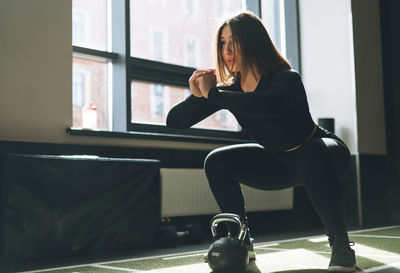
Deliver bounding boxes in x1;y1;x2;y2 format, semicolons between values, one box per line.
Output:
220;24;241;72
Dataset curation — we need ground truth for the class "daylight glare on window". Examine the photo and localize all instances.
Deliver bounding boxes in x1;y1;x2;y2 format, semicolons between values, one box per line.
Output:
72;0;107;51
131;81;239;132
72;0;286;137
130;0;243;68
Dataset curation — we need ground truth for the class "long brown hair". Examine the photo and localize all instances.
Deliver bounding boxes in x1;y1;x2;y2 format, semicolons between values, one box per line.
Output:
215;11;291;85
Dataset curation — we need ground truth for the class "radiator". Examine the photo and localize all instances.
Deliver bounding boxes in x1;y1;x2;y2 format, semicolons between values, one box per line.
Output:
160;168;293;218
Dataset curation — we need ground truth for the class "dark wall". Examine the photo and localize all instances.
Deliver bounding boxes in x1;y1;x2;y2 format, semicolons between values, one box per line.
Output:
380;0;400;223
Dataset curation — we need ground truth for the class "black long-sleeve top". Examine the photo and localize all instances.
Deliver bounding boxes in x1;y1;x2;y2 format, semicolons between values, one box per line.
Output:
166;69;316;151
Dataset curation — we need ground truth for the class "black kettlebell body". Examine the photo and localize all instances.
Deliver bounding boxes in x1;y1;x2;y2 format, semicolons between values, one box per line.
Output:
207;213;249;272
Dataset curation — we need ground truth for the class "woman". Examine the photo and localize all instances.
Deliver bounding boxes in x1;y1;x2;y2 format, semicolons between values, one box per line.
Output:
167;11;358;272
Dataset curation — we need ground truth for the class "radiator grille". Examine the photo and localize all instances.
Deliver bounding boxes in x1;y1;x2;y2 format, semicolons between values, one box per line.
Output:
160;168;293;217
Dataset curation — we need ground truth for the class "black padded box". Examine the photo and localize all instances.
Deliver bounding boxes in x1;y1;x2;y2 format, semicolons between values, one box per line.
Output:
0;153;161;264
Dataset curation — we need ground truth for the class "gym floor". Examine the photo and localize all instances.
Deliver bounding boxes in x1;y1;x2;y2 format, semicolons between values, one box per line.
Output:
14;225;400;273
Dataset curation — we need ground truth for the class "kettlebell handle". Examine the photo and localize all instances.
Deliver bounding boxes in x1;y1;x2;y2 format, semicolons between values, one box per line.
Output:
211;213;247;242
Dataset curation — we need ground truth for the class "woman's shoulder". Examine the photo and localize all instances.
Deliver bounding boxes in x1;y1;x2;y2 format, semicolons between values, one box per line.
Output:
270;69;301;81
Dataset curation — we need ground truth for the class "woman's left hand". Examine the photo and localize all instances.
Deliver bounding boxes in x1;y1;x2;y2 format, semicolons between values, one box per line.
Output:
196;72;217;99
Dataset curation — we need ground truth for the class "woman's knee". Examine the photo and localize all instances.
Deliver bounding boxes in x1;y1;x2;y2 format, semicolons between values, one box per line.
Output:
204;143;262;172
204;147;229;175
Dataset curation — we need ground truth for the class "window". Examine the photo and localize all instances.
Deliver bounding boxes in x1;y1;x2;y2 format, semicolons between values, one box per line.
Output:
152;30;167;62
128;0;244;138
72;11;86;45
72;0;300;142
72;57;108;130
150;0;166;5
72;72;85;108
183;0;197;15
151;84;167;117
72;0;112;131
184;36;200;67
215;0;243;17
72;0;107;51
216;0;225;16
217;110;228;123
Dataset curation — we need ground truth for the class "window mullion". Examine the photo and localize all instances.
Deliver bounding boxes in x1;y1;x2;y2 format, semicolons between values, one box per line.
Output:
129;57;194;88
111;0;128;132
284;0;300;72
73;46;118;60
246;0;262;17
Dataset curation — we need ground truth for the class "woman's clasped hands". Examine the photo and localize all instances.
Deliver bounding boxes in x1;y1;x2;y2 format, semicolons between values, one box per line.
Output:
188;68;217;99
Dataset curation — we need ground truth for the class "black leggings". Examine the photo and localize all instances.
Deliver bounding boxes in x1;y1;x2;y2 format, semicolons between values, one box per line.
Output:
204;128;351;237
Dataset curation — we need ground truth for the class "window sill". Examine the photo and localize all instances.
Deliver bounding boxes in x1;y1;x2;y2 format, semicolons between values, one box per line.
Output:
66;127;249;145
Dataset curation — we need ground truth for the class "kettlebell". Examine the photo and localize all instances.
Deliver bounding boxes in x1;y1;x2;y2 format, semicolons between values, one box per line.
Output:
207;213;249;272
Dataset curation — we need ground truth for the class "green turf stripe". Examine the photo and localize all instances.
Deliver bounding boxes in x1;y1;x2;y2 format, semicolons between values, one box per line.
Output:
25;226;400;272
92;264;146;272
105;232;400;271
349;236;400;255
350;226;400;235
364;261;400;272
351;234;400;239
101;249;207;264
31;265;126;273
106;255;207;270
355;227;400;237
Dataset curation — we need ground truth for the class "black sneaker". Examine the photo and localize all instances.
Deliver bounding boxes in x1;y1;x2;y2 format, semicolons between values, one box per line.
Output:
328;236;357;272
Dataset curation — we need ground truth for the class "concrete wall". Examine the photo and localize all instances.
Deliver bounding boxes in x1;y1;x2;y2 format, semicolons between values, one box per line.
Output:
0;0;72;144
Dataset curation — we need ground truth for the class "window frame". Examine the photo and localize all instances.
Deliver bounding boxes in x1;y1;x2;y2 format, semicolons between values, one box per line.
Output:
72;0;300;143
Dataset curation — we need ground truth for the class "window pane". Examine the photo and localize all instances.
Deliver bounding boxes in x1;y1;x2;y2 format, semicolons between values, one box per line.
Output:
130;0;243;68
131;81;239;132
262;0;285;56
72;0;107;51
73;57;109;130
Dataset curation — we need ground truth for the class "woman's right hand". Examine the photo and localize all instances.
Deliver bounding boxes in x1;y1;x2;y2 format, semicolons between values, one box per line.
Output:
189;69;215;97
